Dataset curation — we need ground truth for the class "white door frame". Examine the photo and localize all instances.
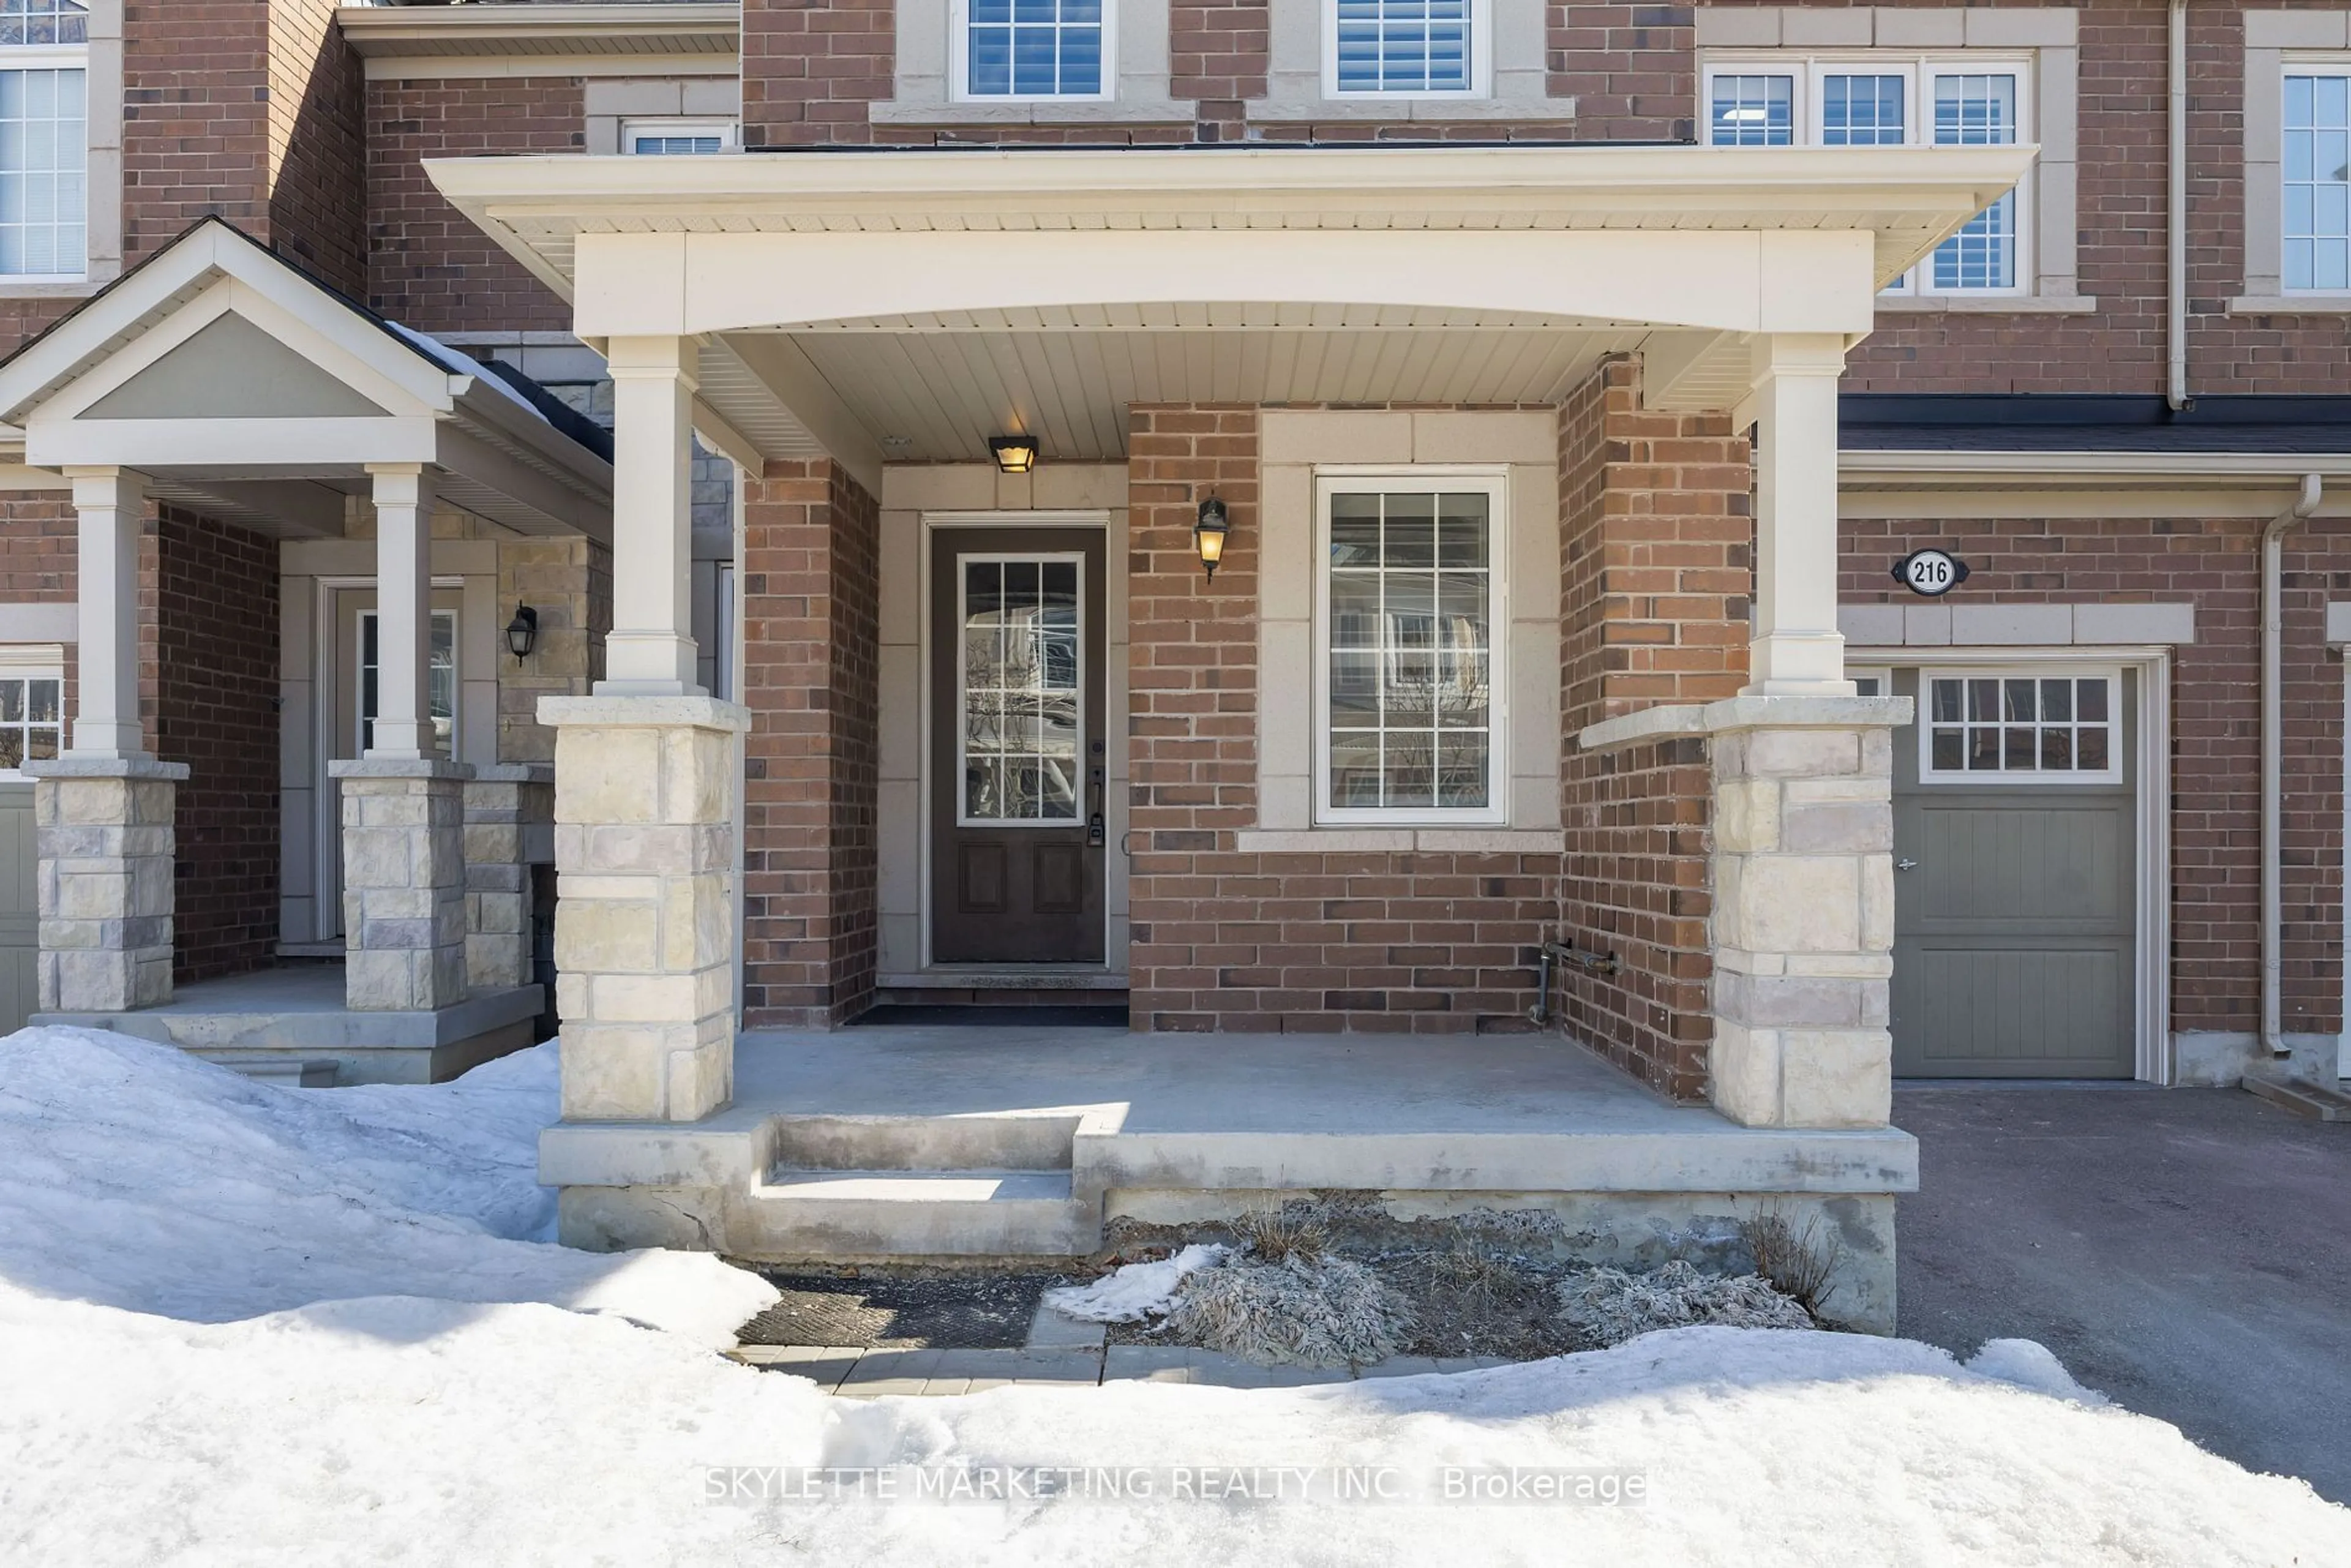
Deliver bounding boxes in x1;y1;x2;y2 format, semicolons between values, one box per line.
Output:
1854;643;2173;1084
917;509;1119;973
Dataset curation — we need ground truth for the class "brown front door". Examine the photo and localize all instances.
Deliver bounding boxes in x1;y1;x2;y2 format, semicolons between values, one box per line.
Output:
929;527;1106;964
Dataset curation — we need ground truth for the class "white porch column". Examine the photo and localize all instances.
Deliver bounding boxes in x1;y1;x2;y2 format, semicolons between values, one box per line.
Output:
1744;334;1854;698
330;463;471;1012
28;467;186;1012
601;335;701;696
66;466;144;758
364;463;435;759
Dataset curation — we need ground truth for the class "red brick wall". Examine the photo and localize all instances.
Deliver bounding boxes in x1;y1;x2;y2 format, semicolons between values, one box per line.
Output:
1171;0;1269;140
739;459;881;1026
1124;404;1558;1032
366;77;583;334
1554;358;1752;1098
152;507;279;983
122;0;270;266
266;0;366;296
743;0;896;147
1840;511;2350;1038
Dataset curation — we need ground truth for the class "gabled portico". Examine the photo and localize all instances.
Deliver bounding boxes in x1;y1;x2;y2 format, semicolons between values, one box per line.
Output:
0;219;614;1080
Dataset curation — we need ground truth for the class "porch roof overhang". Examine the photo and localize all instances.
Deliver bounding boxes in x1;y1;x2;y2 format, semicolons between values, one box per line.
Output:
0;220;615;542
429;144;2036;489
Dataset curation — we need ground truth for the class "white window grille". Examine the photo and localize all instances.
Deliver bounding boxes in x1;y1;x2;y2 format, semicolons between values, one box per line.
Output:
622;120;738;156
955;0;1110;102
1330;0;1484;97
1921;670;2121;786
2284;72;2351;293
0;0;86;280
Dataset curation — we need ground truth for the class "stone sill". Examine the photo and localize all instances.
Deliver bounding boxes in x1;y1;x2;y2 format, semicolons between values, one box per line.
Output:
540;694;750;732
1579;694;1914;753
868;99;1194;127
2229;294;2351;315
1234;828;1561;853
329;758;473;781
1247;96;1578;123
1875;294;2097;315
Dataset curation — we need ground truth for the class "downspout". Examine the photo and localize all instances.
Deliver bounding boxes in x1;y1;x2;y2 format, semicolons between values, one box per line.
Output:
2167;0;2191;411
2260;474;2325;1072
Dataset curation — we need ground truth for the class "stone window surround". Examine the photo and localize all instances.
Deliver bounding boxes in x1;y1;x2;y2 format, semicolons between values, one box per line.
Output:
876;0;1191;125
585;77;743;155
1253;0;1575;122
2235;12;2351;313
1836;600;2197;650
1247;408;1561;853
0;0;121;296
1695;7;2089;315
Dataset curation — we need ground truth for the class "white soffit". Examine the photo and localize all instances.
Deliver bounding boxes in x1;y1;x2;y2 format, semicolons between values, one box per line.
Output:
334;4;738;62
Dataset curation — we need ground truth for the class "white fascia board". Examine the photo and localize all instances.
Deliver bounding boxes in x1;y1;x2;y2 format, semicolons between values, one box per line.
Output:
1840;449;2351;483
334;3;738;59
579;227;1877;337
24;416;438;471
435;421;612;541
449;375;613;500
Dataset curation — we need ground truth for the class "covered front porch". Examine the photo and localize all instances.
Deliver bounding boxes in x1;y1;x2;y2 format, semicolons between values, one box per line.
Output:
438;141;2023;1319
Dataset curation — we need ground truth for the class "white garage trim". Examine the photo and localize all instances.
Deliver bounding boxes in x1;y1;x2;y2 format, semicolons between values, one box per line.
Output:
1850;642;2174;1084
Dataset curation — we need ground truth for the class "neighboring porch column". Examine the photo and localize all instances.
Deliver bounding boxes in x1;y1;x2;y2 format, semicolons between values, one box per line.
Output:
1744;334;1855;698
463;763;553;991
329;464;471;1012
547;333;748;1122
28;466;186;1011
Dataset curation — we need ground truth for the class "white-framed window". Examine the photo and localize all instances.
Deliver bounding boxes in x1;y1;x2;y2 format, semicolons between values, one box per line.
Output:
1848;666;1894;700
1327;0;1491;98
1703;56;2029;296
0;644;62;775
1919;667;2120;786
957;553;1084;826
952;0;1112;102
2284;69;2351;293
621;120;738;156
1314;471;1506;825
358;609;458;760
0;1;87;282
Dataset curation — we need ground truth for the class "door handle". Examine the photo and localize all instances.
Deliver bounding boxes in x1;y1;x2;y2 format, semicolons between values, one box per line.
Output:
1895;858;1919;872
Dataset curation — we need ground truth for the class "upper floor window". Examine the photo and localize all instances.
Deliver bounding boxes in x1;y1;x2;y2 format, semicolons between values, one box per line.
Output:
2284;72;2351;293
1704;56;2028;296
0;0;85;280
622;120;738;156
954;0;1110;102
1330;0;1488;97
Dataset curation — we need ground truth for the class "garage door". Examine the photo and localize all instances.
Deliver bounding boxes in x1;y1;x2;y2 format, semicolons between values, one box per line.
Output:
0;781;34;1034
1888;666;2137;1079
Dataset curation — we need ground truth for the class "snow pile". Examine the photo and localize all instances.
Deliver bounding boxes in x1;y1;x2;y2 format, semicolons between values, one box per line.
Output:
1046;1243;1230;1323
0;1026;775;1347
1557;1260;1815;1348
7;1297;2345;1566
1167;1253;1414;1368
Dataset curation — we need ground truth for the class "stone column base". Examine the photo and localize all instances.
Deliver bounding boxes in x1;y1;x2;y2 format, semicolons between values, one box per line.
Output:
329;758;473;1011
463;763;554;992
27;756;189;1012
542;694;749;1123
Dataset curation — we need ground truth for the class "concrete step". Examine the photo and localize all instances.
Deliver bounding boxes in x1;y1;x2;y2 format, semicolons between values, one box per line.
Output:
743;1168;1093;1259
770;1113;1079;1174
2244;1075;2351;1122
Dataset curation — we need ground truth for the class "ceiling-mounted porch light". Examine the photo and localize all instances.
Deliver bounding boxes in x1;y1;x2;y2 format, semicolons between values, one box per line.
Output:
1194;495;1230;582
989;433;1040;474
505;602;539;662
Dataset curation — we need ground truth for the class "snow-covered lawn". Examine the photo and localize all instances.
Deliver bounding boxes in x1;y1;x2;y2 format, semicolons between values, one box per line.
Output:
2;1027;2344;1566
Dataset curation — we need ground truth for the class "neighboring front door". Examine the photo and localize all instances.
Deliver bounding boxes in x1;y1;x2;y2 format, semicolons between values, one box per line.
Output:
928;528;1106;964
1889;666;2137;1078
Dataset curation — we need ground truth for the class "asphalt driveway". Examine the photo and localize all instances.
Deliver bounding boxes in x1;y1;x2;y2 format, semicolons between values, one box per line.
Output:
1895;1084;2351;1504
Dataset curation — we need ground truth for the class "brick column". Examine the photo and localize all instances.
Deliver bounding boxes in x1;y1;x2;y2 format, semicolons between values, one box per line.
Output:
463;763;553;991
329;759;471;1010
1708;700;1907;1129
27;757;187;1011
543;695;748;1122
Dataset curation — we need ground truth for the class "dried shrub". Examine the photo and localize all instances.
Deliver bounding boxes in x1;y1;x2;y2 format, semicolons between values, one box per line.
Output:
1234;1206;1330;1266
1738;1207;1845;1318
1554;1259;1814;1349
1167;1255;1414;1368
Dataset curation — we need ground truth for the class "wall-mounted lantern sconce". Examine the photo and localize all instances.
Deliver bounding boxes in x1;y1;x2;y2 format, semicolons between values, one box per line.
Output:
505;603;538;662
988;433;1040;474
1194;495;1229;582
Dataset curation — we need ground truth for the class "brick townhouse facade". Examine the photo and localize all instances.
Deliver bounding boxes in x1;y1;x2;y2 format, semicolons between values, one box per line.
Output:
1;0;2348;1299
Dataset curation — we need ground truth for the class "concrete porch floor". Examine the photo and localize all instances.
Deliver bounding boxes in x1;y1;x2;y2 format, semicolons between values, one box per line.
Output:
34;963;546;1085
546;1025;1920;1329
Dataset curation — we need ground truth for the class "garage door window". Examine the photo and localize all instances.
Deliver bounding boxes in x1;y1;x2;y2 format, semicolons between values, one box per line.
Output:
1921;669;2119;784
